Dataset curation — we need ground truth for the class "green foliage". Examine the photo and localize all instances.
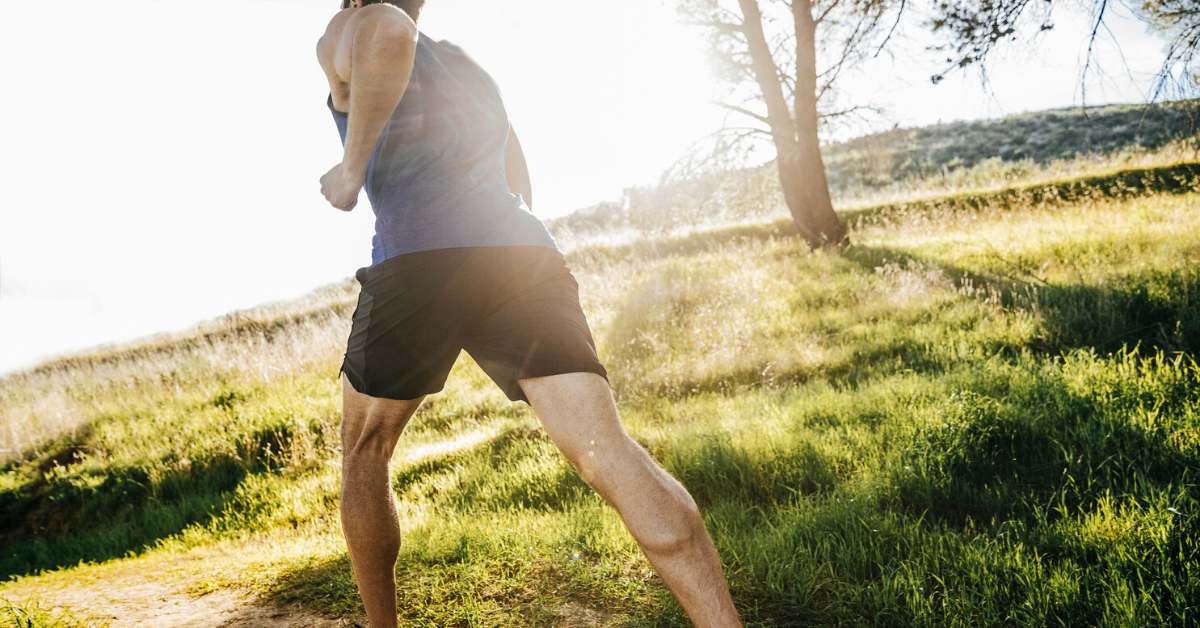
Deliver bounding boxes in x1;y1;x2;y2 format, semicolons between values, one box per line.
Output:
676;351;1199;626
0;372;344;577
1141;0;1200;91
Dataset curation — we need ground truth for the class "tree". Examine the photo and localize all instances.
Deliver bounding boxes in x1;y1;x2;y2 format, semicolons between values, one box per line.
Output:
929;0;1200;99
679;0;899;250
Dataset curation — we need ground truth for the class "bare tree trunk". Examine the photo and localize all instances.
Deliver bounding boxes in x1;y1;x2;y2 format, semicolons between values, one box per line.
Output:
737;0;848;249
792;0;848;247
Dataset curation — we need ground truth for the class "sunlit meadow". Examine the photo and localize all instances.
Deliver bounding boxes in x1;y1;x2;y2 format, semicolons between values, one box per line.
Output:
2;153;1198;626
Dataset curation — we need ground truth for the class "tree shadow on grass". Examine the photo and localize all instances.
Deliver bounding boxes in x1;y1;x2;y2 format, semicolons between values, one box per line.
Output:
0;462;249;580
887;383;1199;533
843;244;1199;357
0;420;314;580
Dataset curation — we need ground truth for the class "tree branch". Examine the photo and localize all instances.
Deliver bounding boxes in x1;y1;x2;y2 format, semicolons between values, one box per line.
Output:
737;0;799;142
714;101;773;125
817;104;877;120
874;0;906;57
814;0;842;26
1080;0;1110;106
680;19;747;34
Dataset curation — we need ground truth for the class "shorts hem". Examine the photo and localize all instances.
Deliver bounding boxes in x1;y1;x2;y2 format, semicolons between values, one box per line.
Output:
341;356;446;402
502;362;610;403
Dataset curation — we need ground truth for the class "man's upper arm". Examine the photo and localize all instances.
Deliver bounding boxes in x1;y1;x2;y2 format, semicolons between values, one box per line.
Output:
316;11;355;108
335;5;419;175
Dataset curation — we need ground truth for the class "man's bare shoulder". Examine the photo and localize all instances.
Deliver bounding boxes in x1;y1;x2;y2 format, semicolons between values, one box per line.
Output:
353;4;416;26
345;4;418;45
318;6;416;79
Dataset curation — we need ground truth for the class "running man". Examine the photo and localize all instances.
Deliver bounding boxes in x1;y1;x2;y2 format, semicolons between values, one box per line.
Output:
317;2;743;626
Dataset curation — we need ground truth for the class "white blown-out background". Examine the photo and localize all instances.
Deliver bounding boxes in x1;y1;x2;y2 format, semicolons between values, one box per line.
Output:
0;0;1171;375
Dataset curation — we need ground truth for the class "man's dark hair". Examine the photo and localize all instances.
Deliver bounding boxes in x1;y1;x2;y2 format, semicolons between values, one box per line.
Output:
340;0;425;20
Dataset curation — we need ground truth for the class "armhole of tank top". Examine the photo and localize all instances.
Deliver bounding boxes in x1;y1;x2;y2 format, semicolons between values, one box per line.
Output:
328;94;348;117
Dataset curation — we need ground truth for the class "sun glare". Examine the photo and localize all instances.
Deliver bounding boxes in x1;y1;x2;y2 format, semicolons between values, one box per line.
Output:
0;0;1175;375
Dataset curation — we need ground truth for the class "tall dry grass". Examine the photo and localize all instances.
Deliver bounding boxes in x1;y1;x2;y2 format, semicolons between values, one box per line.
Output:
0;281;357;464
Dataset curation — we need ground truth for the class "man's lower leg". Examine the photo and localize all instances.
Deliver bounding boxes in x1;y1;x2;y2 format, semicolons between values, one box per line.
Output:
340;376;423;628
599;435;741;627
341;453;402;628
521;373;743;628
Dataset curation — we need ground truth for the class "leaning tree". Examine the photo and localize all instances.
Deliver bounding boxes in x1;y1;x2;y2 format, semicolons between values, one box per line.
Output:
678;0;902;250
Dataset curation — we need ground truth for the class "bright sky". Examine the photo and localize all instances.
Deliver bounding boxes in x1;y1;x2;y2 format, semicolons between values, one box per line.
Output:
0;0;1172;375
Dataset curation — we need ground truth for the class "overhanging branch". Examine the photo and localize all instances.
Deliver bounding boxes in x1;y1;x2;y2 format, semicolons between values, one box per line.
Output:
1080;0;1111;105
681;19;747;34
714;101;774;125
874;0;906;57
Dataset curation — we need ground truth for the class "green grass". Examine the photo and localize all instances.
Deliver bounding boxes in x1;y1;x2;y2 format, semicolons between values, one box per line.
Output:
841;161;1200;223
0;598;107;628
2;179;1199;625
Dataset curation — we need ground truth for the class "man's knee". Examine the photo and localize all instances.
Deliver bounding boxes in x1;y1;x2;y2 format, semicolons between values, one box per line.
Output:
572;440;703;548
342;420;399;464
630;485;704;557
644;520;701;557
340;381;423;465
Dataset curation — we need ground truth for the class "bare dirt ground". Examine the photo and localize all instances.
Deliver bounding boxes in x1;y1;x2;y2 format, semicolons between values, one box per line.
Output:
0;553;363;628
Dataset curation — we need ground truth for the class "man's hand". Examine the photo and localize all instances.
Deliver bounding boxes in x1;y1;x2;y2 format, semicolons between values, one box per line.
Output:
320;163;365;211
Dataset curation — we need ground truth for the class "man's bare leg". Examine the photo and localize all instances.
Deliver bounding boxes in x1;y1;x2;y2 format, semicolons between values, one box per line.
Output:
340;374;424;628
520;372;743;628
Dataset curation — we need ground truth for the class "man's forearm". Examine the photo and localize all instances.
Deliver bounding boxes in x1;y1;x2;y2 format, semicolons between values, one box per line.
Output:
342;14;417;178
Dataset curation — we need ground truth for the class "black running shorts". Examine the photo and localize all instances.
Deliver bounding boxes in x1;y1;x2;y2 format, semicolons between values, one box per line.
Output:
341;246;608;402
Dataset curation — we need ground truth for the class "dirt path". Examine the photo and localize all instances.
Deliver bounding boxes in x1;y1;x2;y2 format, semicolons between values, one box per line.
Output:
1;557;361;628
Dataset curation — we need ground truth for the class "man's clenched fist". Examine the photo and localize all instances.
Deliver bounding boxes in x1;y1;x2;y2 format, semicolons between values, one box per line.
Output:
320;163;366;211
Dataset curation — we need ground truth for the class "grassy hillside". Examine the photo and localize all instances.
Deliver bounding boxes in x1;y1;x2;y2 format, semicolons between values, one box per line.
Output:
549;100;1199;242
2;166;1199;626
822;100;1200;191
